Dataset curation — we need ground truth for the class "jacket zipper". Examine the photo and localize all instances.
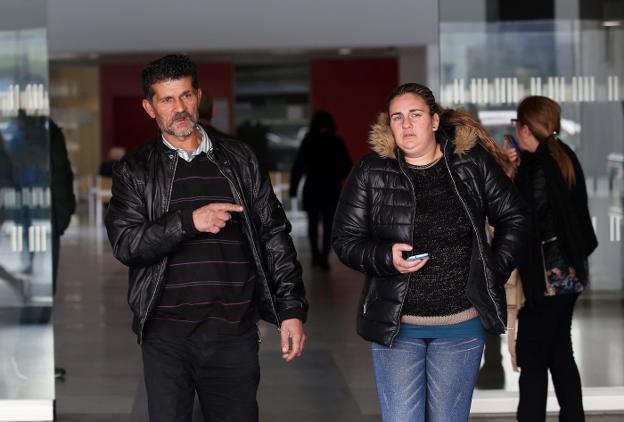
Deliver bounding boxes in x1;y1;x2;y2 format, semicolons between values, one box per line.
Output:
207;152;281;330
139;152;177;344
388;151;417;347
441;139;505;330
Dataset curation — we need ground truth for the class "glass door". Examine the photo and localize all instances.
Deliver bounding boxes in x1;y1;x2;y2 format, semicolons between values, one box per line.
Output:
439;0;624;413
0;0;54;419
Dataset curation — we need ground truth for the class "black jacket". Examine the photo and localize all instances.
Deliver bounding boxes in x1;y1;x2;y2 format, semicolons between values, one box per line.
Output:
105;125;308;343
515;140;597;307
50;120;76;238
332;115;529;346
289;132;352;211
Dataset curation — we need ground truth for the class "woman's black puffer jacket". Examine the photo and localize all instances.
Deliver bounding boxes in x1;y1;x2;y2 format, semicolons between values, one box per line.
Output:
332;114;529;346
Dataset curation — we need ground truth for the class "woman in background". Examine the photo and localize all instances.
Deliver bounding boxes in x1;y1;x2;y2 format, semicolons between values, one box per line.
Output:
508;96;598;422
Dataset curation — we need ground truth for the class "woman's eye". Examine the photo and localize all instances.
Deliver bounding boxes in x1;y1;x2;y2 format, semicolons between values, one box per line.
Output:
410;112;421;118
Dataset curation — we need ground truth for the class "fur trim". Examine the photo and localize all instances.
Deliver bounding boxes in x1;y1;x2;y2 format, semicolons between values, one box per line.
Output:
368;112;478;159
369;113;397;159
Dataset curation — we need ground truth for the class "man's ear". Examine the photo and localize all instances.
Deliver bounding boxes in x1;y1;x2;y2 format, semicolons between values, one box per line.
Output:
142;98;156;119
197;87;202;104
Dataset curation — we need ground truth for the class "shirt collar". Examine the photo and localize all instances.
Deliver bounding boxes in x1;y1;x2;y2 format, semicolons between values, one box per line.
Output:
161;125;212;162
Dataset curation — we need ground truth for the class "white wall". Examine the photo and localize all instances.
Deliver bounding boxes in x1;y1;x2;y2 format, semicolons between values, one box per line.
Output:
47;0;438;55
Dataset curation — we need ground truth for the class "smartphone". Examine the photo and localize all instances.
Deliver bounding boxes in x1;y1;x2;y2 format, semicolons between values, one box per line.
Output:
405;252;429;261
504;134;522;155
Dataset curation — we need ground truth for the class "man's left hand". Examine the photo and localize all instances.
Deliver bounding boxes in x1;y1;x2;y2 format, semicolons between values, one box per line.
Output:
279;318;306;362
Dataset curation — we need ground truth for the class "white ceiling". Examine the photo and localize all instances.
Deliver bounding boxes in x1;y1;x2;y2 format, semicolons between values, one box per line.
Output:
47;0;438;55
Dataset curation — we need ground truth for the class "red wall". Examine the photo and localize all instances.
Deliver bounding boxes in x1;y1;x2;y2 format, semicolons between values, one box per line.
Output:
310;58;398;162
99;62;234;157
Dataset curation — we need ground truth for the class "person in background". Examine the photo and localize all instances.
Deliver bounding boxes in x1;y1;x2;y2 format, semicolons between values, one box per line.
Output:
507;96;597;422
290;111;351;271
50;119;76;292
98;146;126;178
50;119;76;379
105;54;307;422
198;92;230;138
332;83;528;422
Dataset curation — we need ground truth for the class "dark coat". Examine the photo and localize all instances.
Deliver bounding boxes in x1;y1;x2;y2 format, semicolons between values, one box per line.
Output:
514;140;598;307
290;132;352;211
105;125;308;343
50;120;76;238
332;114;529;346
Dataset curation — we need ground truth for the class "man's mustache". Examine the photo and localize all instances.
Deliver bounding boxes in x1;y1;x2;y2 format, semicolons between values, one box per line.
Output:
172;112;193;121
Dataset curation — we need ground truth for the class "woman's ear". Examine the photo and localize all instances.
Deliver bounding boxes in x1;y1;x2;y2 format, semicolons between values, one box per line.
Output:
432;113;440;131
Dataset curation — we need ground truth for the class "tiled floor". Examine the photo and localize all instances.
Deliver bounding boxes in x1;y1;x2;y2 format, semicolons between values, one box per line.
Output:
44;213;624;421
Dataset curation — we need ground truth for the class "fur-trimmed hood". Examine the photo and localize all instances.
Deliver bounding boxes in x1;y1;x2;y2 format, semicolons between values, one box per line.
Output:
368;112;477;159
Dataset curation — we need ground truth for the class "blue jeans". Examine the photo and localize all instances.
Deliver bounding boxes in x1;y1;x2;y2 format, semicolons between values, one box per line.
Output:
371;337;485;422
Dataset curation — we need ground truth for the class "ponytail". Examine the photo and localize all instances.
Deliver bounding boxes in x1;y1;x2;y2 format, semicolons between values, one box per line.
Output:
546;134;576;188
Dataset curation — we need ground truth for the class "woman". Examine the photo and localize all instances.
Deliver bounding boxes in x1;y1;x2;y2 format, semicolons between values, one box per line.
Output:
332;83;528;422
509;96;597;422
290;111;352;270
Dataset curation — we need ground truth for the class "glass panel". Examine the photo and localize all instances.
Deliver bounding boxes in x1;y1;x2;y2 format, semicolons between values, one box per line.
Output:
0;0;54;411
440;0;624;405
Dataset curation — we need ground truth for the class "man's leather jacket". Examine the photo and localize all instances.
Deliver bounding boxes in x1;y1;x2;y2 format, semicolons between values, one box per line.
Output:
105;125;307;343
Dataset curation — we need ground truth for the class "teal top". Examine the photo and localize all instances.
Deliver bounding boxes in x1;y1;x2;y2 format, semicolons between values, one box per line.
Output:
396;316;487;339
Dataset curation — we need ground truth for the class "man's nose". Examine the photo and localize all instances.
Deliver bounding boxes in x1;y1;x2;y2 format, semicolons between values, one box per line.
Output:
173;97;186;112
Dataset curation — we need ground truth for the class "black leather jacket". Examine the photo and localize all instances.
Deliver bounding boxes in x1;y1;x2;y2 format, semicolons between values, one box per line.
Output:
105;126;308;343
332;128;529;346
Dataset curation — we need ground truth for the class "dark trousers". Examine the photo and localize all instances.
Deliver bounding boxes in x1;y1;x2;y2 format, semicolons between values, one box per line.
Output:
142;329;260;422
307;204;335;259
516;293;584;422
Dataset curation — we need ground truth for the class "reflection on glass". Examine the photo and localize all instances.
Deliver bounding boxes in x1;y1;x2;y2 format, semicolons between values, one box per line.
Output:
0;0;54;408
440;1;624;397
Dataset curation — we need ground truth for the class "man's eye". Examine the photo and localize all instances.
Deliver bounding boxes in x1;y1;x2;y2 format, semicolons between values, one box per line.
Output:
162;98;173;103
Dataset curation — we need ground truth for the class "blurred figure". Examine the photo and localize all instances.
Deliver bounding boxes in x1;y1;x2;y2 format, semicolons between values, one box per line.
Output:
49;119;76;379
0;131;24;296
98;146;126;177
290;111;351;271
198;93;230;138
236;120;269;168
508;96;598;422
332;83;528;421
0;131;15;226
50;119;76;293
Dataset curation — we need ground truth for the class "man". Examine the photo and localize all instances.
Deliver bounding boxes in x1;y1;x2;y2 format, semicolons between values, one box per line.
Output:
105;54;307;422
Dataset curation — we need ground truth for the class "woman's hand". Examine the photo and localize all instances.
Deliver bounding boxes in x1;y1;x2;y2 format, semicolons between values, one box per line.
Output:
392;243;430;274
503;136;521;178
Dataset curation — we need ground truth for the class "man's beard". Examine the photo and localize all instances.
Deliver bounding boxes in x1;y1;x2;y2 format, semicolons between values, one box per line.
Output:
159;111;198;137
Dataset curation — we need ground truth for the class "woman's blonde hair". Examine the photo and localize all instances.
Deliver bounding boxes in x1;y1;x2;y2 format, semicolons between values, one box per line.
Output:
517;96;575;187
386;83;511;173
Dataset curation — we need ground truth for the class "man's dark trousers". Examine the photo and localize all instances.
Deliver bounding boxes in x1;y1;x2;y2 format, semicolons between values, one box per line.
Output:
142;328;260;422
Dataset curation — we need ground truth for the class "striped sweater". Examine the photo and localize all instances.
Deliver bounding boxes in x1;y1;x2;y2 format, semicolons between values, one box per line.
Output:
145;152;257;337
